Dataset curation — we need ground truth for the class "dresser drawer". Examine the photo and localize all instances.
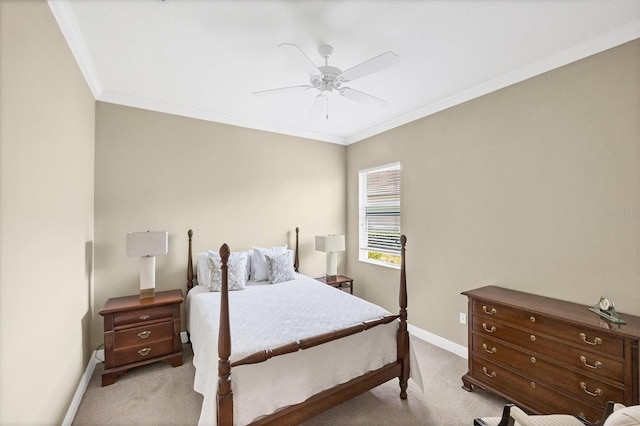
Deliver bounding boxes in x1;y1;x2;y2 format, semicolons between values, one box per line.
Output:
472;331;624;383
472;300;623;356
113;322;173;349
472;334;624;406
472;315;624;360
113;338;173;366
471;357;603;421
113;306;173;327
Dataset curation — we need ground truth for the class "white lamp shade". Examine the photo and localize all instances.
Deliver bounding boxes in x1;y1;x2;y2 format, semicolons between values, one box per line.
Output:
127;231;168;257
315;235;345;253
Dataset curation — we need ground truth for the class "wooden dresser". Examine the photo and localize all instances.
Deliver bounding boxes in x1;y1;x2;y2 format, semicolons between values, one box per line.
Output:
100;289;183;386
462;286;639;422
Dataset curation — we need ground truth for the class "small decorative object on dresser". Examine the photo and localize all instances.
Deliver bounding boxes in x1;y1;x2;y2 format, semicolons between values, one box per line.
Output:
315;274;354;294
99;289;183;386
589;296;626;325
461;285;640;423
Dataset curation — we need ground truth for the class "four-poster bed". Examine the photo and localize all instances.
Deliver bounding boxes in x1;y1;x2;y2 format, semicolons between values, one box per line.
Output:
185;228;411;425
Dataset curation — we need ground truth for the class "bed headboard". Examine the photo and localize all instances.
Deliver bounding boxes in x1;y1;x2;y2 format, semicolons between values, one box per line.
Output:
186;227;300;292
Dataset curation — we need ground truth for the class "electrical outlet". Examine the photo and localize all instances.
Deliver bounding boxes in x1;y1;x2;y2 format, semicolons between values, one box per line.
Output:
459;312;467;324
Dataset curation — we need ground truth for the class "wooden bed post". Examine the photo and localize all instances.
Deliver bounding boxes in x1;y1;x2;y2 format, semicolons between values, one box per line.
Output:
397;234;409;399
217;244;233;425
187;229;194;291
294;227;300;273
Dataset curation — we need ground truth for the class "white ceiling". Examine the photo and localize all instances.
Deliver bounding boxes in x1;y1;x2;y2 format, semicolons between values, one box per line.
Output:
49;0;640;145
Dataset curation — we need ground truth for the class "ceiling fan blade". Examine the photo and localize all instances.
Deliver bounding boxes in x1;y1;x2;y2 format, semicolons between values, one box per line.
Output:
340;51;399;82
309;93;328;120
340;87;387;106
278;43;321;75
252;85;313;96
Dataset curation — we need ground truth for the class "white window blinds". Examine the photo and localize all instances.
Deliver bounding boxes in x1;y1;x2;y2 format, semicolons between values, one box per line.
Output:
359;163;401;256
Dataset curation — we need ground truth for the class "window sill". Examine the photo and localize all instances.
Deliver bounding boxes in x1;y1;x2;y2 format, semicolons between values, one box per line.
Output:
358;258;401;270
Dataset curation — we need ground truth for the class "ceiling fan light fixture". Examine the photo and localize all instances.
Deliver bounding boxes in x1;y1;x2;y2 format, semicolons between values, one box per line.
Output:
254;42;399;119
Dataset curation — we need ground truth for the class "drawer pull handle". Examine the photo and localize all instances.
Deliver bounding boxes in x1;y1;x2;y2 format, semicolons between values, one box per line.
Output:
530;335;536;342
580;382;602;397
579;333;602;346
139;314;150;320
530;356;536;363
482;323;496;333
530;382;536;389
482;306;497;315
530;316;536;323
482;366;496;378
138;348;151;356
579;356;602;369
482;343;497;354
138;331;151;339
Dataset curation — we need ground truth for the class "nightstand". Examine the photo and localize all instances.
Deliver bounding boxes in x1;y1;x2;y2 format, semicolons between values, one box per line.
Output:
315;275;354;294
99;289;183;386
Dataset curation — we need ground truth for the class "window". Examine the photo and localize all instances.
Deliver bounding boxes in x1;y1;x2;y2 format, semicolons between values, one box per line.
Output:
358;163;401;267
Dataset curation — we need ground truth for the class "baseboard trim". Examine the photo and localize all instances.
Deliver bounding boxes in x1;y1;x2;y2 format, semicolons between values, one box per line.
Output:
408;323;468;359
62;349;104;425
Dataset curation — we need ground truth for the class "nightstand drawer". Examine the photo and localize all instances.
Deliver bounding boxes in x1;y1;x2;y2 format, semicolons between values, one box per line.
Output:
114;322;173;349
113;338;173;366
113;306;173;327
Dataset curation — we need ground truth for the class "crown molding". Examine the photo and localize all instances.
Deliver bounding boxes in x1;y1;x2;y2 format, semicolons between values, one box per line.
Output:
346;23;640;145
98;90;347;145
48;0;103;99
49;0;638;146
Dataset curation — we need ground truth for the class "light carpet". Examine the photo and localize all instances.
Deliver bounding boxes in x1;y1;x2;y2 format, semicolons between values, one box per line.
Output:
72;337;507;425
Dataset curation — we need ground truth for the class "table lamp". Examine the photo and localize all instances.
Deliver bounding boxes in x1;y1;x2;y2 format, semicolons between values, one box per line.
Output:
127;231;168;298
315;234;345;281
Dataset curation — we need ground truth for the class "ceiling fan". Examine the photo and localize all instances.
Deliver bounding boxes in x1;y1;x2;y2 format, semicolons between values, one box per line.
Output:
253;43;399;120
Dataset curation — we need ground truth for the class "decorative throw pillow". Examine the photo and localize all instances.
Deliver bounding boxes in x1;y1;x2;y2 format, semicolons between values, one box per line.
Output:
208;251;248;291
209;250;251;283
265;251;296;284
251;246;287;281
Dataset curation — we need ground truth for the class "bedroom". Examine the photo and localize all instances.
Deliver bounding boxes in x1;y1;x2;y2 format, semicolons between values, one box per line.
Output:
1;0;639;424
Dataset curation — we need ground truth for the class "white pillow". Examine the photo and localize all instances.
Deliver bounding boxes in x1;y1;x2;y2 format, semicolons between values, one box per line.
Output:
251;246;287;281
265;251;296;284
197;252;211;288
287;249;295;270
208;251;248;291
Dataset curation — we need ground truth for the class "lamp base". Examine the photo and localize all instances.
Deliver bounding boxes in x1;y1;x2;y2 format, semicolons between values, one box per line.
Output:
139;256;156;299
325;274;338;282
140;288;155;299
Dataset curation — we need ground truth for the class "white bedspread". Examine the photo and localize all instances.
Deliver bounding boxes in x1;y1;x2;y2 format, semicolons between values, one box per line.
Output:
188;274;416;425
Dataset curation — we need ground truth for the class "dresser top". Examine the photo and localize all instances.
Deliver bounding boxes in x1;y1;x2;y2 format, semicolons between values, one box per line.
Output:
462;285;640;341
99;289;183;315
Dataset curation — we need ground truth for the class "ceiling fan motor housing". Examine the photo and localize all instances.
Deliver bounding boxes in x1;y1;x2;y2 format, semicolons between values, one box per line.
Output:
311;65;342;92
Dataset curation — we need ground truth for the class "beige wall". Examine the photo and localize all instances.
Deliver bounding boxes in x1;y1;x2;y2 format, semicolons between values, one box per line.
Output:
93;103;346;349
347;40;640;347
0;1;96;424
2;2;636;421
